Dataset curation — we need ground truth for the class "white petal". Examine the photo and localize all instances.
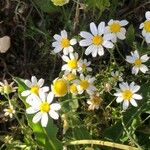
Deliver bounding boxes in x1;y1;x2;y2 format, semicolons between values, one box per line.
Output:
132;85;140;93
141;54;149;62
97;46;104;56
52;41;59;47
145;33;150;43
80;31;93;39
21;90;30;97
53;34;61;41
140;64;148;73
51;103;61;111
90;22;98;35
126;56;135;63
139;23;144;29
98;22;105;35
32;112;42;123
132;66;139;75
47;92;54;104
40;86;49;93
79;39;92;46
123;100;129;110
132;94;142;100
92;47;98;57
108;19;113;25
116;97;123;103
63;47;69;55
117;32;126;40
41;113;48;127
49;110;59;120
70;38;77;45
120;28;126;34
103;33;114;41
26;107;39;114
39;91;46;101
102;41;114;48
142;30;146;37
145;11;150;20
61;30;67;38
62;55;70;62
31;76;37;85
37;78;44;87
53;46;62;53
120;20;128;26
114;92;122;97
85;45;95;55
130;99;138;107
25;80;32;87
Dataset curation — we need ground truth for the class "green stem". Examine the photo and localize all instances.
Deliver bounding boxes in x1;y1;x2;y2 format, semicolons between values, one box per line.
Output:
64;139;139;150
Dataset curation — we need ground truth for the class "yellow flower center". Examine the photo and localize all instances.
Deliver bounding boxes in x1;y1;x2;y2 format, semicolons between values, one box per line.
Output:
3;85;12;94
80;80;89;90
40;102;50;113
68;59;77;69
91;96;101;106
30;86;39;95
52;79;68;96
7;108;14;113
122;90;133;100
61;38;70;48
70;84;78;94
134;59;142;66
51;0;69;6
110;23;121;33
144;20;150;32
65;73;76;81
92;35;103;45
82;64;87;72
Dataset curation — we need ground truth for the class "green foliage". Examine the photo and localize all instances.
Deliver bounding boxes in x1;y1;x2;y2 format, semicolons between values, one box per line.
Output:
33;0;59;13
85;0;110;14
15;78;63;150
126;25;135;46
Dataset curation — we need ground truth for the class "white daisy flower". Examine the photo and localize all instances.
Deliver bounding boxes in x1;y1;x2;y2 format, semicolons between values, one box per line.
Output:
111;71;123;82
74;74;97;95
79;22;114;57
139;11;150;43
87;92;102;110
114;82;142;110
26;92;61;127
105;19;128;43
126;50;149;75
21;76;49;104
0;80;17;95
77;58;92;73
51;78;69;97
4;104;15;118
61;52;79;74
52;30;77;55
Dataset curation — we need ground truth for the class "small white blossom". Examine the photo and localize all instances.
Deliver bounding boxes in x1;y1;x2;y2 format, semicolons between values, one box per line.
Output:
126;50;149;75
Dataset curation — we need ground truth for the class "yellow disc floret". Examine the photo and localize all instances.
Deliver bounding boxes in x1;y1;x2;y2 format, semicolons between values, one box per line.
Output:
110;23;121;33
61;38;70;48
80;80;89;90
65;73;76;81
51;0;69;6
68;59;77;69
70;84;78;94
31;86;39;95
40;102;50;113
52;78;68;97
134;59;142;66
144;20;150;32
122;90;133;100
92;35;103;45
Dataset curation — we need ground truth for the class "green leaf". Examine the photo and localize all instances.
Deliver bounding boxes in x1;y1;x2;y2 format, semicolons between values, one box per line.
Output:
33;0;59;13
126;25;135;46
14;77;63;150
